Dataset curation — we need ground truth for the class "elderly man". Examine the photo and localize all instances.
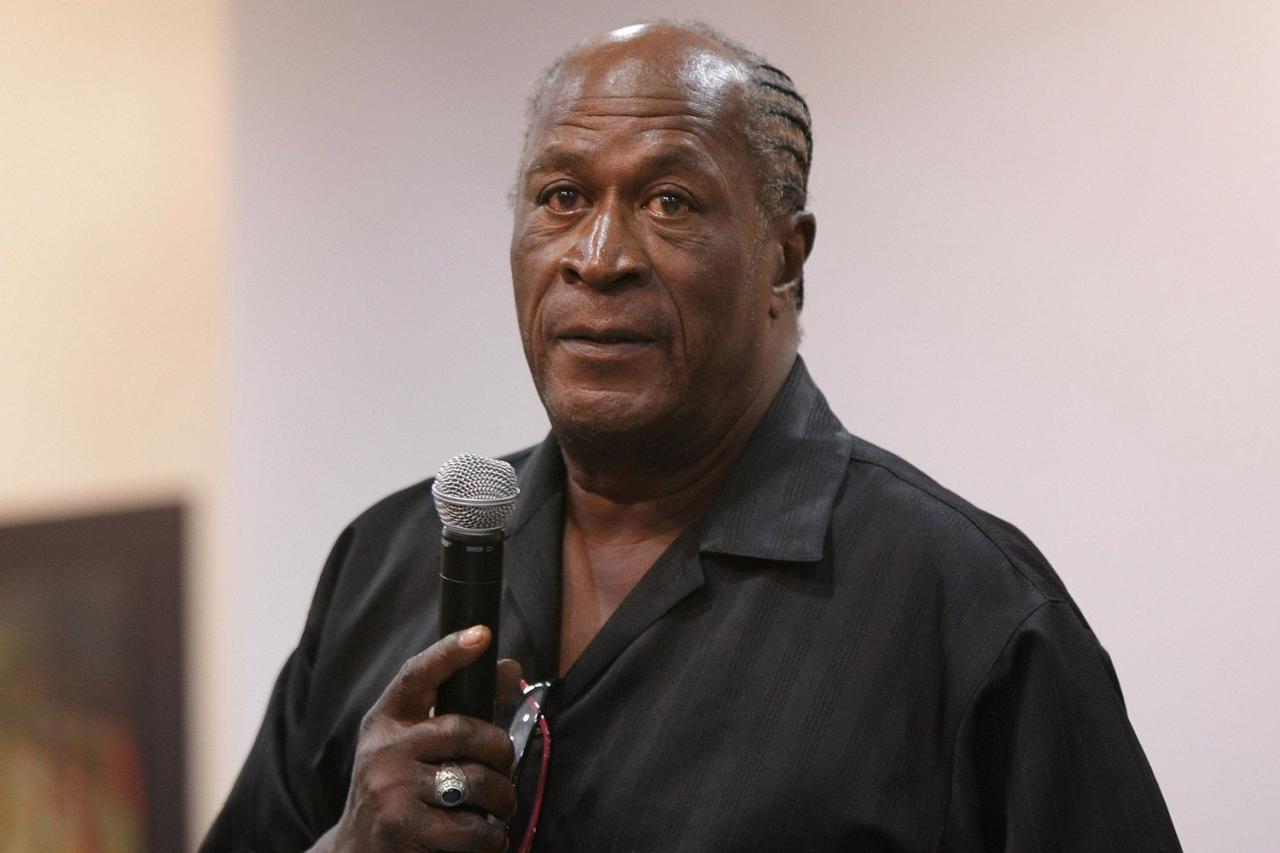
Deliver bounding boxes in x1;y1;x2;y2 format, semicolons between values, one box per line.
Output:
203;21;1181;853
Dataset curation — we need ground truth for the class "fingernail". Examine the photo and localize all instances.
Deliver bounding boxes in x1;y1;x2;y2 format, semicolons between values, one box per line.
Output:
461;625;485;647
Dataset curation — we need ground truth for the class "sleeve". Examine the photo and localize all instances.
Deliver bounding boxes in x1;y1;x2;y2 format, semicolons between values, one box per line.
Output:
198;526;355;853
942;600;1182;852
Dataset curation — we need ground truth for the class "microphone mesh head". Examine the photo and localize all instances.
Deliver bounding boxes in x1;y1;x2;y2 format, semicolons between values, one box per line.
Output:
431;453;520;533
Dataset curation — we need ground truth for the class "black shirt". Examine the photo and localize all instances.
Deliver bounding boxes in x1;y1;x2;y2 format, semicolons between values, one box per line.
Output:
202;358;1181;851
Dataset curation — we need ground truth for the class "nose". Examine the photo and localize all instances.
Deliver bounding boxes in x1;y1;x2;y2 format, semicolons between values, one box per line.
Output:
558;195;647;291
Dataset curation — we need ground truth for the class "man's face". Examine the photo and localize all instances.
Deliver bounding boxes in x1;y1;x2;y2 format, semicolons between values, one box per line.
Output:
510;29;786;451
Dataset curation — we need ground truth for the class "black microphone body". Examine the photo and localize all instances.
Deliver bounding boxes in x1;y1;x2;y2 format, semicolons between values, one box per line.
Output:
431;452;519;722
435;527;504;721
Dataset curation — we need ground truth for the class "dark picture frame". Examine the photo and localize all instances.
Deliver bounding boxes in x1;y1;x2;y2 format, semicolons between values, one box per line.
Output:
0;503;186;851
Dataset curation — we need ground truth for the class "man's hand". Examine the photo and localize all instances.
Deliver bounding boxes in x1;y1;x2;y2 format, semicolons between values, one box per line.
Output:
311;626;522;853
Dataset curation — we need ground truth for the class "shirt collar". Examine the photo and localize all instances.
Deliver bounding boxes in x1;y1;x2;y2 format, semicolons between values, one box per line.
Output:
696;356;853;562
505;355;853;565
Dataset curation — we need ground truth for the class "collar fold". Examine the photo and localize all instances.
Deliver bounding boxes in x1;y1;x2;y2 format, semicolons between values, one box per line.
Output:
696;356;853;563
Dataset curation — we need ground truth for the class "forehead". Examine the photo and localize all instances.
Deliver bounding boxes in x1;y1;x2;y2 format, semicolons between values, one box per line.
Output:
524;30;752;164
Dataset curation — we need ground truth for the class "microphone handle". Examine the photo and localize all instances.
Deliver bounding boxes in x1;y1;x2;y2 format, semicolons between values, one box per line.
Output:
436;530;503;722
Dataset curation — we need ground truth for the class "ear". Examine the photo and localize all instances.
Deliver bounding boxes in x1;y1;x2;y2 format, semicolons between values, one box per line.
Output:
769;211;817;318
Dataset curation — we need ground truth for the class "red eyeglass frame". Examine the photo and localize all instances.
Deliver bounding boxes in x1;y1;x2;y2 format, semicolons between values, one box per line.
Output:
510;679;553;853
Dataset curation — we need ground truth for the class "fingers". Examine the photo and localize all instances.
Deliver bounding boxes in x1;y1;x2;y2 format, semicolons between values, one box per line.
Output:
400;713;515;775
377;626;492;722
378;799;508;853
429;811;507;853
339;630;519;853
423;805;509;853
418;761;517;821
496;658;524;705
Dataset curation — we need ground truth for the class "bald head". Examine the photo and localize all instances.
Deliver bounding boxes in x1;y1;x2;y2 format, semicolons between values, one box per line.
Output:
520;22;814;304
550;24;750;110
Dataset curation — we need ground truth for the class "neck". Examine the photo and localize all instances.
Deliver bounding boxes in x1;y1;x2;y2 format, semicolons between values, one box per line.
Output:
560;352;796;543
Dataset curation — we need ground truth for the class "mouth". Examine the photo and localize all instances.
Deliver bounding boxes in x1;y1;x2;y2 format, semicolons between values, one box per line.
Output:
557;323;655;343
555;325;660;359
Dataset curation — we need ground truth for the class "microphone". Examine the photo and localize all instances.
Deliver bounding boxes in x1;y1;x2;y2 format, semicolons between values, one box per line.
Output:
431;452;520;722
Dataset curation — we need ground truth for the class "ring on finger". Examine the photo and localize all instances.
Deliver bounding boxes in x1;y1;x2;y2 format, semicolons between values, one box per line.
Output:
433;761;470;808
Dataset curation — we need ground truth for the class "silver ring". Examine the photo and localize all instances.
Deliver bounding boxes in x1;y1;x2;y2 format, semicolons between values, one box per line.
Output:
433;761;470;808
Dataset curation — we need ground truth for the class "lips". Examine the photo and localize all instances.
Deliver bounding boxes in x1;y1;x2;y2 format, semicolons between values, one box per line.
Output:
553;322;662;362
556;324;656;344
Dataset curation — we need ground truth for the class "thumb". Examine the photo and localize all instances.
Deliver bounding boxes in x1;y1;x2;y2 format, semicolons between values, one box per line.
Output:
378;625;491;722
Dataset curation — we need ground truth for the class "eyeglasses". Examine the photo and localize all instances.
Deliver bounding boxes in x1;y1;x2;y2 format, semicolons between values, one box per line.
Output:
502;679;553;853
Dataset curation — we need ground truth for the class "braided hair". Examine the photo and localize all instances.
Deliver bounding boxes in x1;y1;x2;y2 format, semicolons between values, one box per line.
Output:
685;25;813;217
694;26;813;308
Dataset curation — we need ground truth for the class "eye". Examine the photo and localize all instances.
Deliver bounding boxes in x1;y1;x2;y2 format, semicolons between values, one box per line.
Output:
645;191;692;218
541;186;585;213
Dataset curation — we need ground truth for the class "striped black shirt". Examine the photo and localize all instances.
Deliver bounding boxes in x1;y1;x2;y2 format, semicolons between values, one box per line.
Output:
203;357;1180;851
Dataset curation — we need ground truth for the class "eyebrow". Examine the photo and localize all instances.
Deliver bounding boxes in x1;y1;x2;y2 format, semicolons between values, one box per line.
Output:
523;147;592;178
523;143;724;184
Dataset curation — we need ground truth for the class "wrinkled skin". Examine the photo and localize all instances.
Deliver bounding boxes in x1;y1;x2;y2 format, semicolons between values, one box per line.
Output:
510;24;814;490
308;628;521;853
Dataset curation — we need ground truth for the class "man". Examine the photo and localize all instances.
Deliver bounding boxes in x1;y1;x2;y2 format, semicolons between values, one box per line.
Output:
203;21;1181;852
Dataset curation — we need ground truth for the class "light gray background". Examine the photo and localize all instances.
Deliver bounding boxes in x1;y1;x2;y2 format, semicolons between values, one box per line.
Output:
225;2;1279;848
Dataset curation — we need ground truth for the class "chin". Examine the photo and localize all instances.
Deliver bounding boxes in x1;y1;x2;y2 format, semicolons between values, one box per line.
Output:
541;383;675;448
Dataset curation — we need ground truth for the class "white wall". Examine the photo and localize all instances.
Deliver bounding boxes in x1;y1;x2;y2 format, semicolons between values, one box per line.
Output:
228;1;1280;848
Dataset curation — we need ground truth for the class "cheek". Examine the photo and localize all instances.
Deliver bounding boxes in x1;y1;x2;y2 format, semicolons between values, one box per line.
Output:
510;233;560;343
662;246;758;345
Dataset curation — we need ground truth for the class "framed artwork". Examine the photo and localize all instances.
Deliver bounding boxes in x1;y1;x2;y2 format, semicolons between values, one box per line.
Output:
0;503;186;851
